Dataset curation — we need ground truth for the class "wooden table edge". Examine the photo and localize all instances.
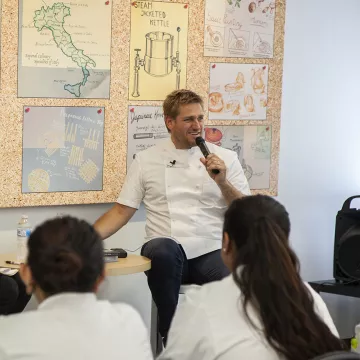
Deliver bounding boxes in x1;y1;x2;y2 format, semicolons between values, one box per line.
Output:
0;253;151;276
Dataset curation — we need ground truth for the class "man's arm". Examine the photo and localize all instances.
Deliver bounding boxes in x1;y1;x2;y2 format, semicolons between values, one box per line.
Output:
200;153;250;205
94;203;137;240
216;179;245;205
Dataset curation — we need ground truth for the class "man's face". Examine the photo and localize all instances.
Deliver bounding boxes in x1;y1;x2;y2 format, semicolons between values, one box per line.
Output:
166;103;204;149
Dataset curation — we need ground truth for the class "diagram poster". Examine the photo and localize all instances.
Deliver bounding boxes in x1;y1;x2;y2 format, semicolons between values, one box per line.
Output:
127;106;169;170
204;0;275;58
18;1;112;99
204;125;271;189
129;1;189;101
22;106;104;193
209;63;269;120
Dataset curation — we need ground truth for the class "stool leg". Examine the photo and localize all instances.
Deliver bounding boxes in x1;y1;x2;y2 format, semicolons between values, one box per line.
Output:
151;299;163;356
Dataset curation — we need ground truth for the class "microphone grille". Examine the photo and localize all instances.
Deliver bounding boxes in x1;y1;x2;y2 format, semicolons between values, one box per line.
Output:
195;136;205;146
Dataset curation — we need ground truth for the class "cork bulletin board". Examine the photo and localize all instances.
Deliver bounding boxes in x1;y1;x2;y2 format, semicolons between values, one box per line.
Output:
0;0;286;208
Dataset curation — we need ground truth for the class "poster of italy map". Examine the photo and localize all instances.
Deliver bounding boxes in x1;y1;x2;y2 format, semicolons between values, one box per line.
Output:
18;1;112;98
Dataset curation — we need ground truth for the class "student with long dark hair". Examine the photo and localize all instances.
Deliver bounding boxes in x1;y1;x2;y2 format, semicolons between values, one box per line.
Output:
0;216;153;360
160;195;344;360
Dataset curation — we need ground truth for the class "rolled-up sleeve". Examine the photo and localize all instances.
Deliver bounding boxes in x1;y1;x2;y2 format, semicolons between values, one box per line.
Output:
227;152;251;196
117;155;145;209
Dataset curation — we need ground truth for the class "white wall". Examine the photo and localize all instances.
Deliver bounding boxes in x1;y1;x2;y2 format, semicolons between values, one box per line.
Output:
277;0;360;337
0;0;360;338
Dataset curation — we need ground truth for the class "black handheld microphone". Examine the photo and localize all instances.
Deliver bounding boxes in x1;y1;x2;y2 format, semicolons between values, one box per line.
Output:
195;136;220;174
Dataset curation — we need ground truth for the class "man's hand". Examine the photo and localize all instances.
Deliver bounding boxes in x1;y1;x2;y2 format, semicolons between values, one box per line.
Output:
200;154;226;184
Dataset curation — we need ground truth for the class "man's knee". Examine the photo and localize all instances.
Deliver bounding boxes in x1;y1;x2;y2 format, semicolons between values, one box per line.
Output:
141;237;184;267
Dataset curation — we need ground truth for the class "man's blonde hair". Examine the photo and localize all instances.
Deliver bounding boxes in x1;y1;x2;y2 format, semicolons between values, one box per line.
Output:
163;89;204;119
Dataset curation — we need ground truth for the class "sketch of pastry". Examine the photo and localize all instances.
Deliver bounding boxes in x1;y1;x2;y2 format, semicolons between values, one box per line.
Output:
248;2;256;12
269;2;275;14
224;72;246;93
83;129;100;150
232;142;242;158
262;2;275;14
251;67;266;94
205;127;223;146
225;100;241;115
78;159;99;184
244;95;255;112
241;159;253;180
39;131;61;157
253;33;272;55
28;169;50;192
226;0;241;8
241;158;264;181
251;127;271;156
228;29;249;51
260;98;268;107
65;122;78;143
208;92;225;112
206;26;224;48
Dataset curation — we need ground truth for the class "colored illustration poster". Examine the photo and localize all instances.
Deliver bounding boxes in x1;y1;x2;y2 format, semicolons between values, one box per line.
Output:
22;106;104;192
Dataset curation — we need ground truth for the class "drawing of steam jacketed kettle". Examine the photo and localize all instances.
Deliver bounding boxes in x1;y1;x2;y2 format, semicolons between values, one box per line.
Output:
132;27;182;97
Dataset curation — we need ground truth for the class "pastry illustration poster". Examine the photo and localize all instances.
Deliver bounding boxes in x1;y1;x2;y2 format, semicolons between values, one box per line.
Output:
209;62;269;120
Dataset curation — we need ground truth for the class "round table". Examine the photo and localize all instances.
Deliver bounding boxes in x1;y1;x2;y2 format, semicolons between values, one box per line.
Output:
0;253;151;276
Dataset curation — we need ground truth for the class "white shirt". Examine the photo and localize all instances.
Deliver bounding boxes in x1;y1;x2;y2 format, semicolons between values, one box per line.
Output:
118;139;250;259
0;293;153;360
159;275;339;360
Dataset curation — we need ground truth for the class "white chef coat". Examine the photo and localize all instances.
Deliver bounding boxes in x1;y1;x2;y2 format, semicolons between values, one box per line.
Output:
118;138;250;259
159;275;339;360
0;293;153;360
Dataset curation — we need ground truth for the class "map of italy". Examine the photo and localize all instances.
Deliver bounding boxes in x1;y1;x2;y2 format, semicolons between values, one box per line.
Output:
33;2;96;98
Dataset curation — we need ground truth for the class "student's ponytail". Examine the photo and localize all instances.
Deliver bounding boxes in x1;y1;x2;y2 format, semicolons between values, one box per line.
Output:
224;196;345;360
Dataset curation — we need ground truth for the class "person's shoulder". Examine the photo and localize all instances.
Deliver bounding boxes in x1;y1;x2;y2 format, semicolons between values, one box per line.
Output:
184;275;235;306
303;282;328;311
110;302;145;324
0;311;36;338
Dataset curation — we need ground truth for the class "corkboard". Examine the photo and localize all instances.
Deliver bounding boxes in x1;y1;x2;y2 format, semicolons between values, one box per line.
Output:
0;0;285;208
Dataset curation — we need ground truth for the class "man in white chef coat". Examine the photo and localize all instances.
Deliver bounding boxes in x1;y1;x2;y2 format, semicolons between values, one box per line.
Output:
94;89;251;344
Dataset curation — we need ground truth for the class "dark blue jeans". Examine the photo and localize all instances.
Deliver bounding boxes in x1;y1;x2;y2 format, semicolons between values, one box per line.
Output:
141;237;229;341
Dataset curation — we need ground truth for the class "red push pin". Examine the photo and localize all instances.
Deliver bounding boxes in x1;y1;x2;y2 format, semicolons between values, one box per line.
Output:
25;108;30;113
105;1;110;4
130;108;134;113
184;4;188;8
97;109;102;114
212;64;216;69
